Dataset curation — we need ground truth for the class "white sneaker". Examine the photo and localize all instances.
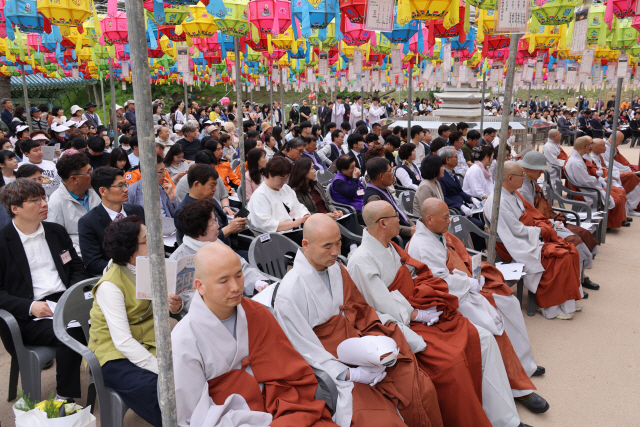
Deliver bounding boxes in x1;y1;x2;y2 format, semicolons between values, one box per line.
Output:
575;302;583;312
628;211;640;217
555;312;574;320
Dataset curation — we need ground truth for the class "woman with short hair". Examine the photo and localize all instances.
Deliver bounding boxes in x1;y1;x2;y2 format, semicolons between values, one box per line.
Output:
463;145;494;199
413;155;445;215
396;142;422;190
88;216;183;427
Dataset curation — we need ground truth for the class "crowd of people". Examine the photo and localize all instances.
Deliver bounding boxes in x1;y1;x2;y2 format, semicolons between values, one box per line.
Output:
0;90;636;427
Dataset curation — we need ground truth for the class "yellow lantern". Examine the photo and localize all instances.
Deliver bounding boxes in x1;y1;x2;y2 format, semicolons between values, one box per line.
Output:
271;25;306;51
340;41;369;60
409;0;459;25
159;36;178;60
594;46;621;61
182;2;219;39
525;24;563;51
213;0;250;37
37;0;94;36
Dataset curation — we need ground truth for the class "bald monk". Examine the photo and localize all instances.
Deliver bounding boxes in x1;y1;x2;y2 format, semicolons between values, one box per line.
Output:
485;161;583;320
605;130;638;172
408;198;550;414
590;137;640;215
348;201;532;427
172;243;337;427
542;129;567;180
274;214;443;427
518;151;600;292
564;136;630;229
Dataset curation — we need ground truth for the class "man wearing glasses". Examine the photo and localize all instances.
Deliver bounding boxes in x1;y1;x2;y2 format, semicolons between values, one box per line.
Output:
78;167;145;275
127;155;179;218
47;153;101;257
485;161;583;321
0;178;91;401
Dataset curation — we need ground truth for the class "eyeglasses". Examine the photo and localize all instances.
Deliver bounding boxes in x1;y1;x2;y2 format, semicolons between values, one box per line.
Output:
72;168;93;177
24;197;46;204
110;182;130;190
509;172;526;178
157;168;166;175
375;212;399;223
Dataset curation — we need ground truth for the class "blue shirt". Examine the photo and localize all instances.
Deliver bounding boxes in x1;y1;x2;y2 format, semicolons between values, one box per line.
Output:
127;181;179;218
67;189;91;212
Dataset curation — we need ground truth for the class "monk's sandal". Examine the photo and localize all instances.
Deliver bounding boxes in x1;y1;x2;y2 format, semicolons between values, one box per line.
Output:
516;392;550;414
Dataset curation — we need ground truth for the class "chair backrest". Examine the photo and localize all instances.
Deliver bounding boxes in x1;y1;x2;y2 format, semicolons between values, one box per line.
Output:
455;173;464;188
248;234;301;279
316;169;335;186
231;159;240;170
56;278;100;342
398;190;415;214
448;215;494;248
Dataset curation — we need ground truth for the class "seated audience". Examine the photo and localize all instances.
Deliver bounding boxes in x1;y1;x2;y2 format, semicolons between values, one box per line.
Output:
172;243;336;426
463;145;494;199
449;131;469;175
0;179;90;401
302;135;327;171
18;139;58;184
330;154;365;223
86;136;110;169
289;157;342;219
127;155;179;218
0;149;17;186
78;167;145;275
47;153;100;256
346;133;367;174
88;216;183;426
245;148;266;202
164;144;190;184
413;155;445;215
108;147;132;173
396;143;422;190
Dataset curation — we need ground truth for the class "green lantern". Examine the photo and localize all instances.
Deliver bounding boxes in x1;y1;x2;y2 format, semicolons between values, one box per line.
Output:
213;0;250;37
531;0;577;26
607;18;638;50
309;22;339;50
587;4;618;46
466;0;496;11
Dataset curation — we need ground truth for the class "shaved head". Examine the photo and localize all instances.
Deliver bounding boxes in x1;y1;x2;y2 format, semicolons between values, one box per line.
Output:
574;136;592;151
548;129;559;138
363;200;395;228
592;138;606;154
611;131;625;146
363;200;400;243
502;161;522;182
302;214;342;270
421;198;451;235
194;242;244;318
421;198;448;219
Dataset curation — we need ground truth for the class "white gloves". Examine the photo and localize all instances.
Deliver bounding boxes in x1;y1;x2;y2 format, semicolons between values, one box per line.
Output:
414;307;444;326
472;198;483;208
596;169;603;177
460;205;473;216
468;277;482;293
254;280;269;292
348;366;387;386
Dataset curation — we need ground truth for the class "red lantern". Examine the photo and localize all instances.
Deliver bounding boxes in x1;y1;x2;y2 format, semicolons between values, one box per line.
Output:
430;1;466;41
339;0;366;24
243;34;269;51
204;50;222;63
611;0;635;18
483;33;511;52
308;92;317;101
261;48;286;62
159;24;187;41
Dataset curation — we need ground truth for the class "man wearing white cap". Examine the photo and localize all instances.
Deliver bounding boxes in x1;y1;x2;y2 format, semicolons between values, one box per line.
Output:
124;100;136;128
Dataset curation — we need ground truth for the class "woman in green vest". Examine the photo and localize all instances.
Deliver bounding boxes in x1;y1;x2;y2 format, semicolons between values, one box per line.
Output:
88;215;183;427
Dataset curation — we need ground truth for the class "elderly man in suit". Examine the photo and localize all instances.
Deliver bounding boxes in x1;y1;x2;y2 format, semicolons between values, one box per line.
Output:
78;167;145;276
0;179;91;400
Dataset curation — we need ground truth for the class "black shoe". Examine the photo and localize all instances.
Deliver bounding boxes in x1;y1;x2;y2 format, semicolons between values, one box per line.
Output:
532;366;545;377
516;392;550;414
627;217;634;222
43;360;54;370
622;221;631;227
583;291;589;299
582;278;600;290
518;423;534;427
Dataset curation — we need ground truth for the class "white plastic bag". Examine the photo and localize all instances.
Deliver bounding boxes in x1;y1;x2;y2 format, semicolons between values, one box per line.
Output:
13;399;96;427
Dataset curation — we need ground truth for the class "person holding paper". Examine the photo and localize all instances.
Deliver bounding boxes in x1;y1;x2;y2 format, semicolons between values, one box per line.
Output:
171;242;337;427
367;97;386;124
347;201;530;427
0;179;91;402
408;198;550;415
88;216;183;427
462;145;494;199
564;137;630;229
485;161;583;320
518;151;600;292
274;214;443;427
171;199;273;299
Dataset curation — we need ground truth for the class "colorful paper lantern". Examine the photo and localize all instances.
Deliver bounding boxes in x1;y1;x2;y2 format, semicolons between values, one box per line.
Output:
182;2;219;38
309;22;339;50
101;10;128;44
37;0;93;35
466;0;496;10
271;25;305;50
339;0;366;24
212;0;249;37
410;0;459;24
587;4;618;46
530;0;577;26
340;40;369;59
382;12;419;42
610;0;636;19
159;24;187;41
247;0;290;37
0;0;7;38
341;16;371;46
292;0;339;31
607;18;638;50
4;0;47;34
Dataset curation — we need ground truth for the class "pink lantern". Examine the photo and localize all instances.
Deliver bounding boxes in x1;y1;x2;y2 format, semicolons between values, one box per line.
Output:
101;10;129;44
609;0;635;18
0;0;7;39
27;33;54;53
248;0;290;38
193;35;219;52
341;16;372;47
220;96;230;105
115;44;130;61
633;16;640;43
261;48;286;62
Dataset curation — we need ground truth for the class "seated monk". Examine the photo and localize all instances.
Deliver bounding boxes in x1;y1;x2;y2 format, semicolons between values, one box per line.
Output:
409;198;550;414
591;136;640;216
485;161;583;320
518;151;601;292
348;201;532;427
274;214;443;427
542;129;567;180
564;136;630;229
604;130;638;172
171;243;337;427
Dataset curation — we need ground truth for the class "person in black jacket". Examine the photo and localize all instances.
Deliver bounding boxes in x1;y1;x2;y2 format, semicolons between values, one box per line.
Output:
78;167;145;276
0;178;91;400
175;122;201;161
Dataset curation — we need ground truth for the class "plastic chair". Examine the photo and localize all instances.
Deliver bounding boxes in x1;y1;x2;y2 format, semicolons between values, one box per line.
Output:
455;173;465;189
316;169;335;186
248;233;301;279
0;310;56;402
52;278;130;427
630;129;640;148
398;189;416;216
326;181;363;233
591;129;605;139
231;159;240;170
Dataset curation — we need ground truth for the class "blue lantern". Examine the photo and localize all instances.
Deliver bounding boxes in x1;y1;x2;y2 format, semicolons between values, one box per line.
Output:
4;0;46;39
382;9;419;43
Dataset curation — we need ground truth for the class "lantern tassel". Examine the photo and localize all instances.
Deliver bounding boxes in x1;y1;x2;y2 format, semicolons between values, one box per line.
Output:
605;0;614;30
444;0;459;30
464;1;470;37
397;0;411;27
267;33;273;54
153;0;166;25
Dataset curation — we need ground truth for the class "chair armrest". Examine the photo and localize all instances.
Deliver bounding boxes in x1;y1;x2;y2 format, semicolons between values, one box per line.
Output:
336;222;362;244
312;367;338;415
405;212;421;222
0;309;25;351
449;207;461;215
333;203;356;215
554;208;580;225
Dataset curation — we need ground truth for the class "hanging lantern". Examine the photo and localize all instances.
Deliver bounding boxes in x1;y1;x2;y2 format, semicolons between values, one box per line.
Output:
341;16;371;46
160;24;187;41
410;0;459;23
477;9;496;36
182;2;219;38
594;45;620;61
0;0;7;38
115;43;130;60
587;4;618;46
271;25;305;50
554;47;580;60
213;0;249;37
611;0;635;19
340;40;369;59
4;0;47;34
193;34;218;52
37;0;93;35
607;18;638;50
146;3;190;25
382;11;419;42
485;47;508;61
244;33;269;50
309;22;339;49
530;0;577;26
467;0;495;10
526;24;562;50
101;10;128;44
247;0;290;38
371;33;392;54
26;32;53;52
483;34;511;51
242;45;261;61
292;0;339;30
339;0;366;24
262;47;286;62
430;0;466;39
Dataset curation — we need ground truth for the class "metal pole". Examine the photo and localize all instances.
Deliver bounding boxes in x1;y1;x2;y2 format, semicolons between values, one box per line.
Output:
407;65;413;132
270;68;274;126
480;70;487;131
280;68;285;125
487;33;519;266
575;82;582;145
109;61;119;143
100;78;107;127
234;38;246;207
183;81;188;119
123;0;177;423
602;77;624;244
20;64;33;133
